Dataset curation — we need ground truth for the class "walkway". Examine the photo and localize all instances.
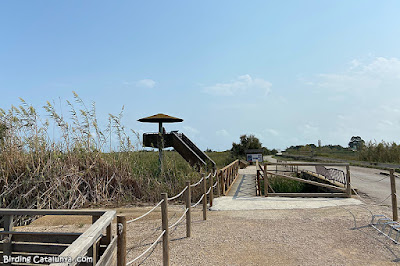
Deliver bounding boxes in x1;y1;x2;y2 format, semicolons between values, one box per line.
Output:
211;165;362;211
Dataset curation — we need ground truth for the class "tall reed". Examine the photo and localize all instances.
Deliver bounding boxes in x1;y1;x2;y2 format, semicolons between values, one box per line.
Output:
0;93;205;225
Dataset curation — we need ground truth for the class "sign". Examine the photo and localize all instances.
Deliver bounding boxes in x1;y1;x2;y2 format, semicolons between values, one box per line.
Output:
247;154;263;162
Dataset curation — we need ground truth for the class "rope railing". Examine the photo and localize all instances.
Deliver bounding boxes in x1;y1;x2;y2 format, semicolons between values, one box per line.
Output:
168;208;189;229
192;194;204;208
213;180;218;188
126;230;166;265
190;176;204;188
127;199;164;224
167;186;188;201
204;172;211;180
122;160;240;266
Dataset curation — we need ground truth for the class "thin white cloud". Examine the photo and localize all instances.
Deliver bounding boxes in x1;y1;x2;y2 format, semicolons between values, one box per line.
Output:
308;57;400;93
183;126;199;135
216;129;229;137
203;74;271;96
265;129;279;136
137;79;156;88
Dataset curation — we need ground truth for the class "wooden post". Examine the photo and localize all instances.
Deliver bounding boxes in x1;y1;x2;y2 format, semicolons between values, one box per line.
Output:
264;164;269;197
202;173;207;220
346;165;351;197
185;181;191;237
158;122;164;172
161;193;169;266
105;224;112;245
209;173;214;207
390;169;398;221
4;215;13;265
221;171;226;196
217;170;221;197
117;216;126;266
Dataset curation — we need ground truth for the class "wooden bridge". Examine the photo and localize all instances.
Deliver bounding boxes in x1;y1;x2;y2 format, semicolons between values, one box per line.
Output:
0;159;354;265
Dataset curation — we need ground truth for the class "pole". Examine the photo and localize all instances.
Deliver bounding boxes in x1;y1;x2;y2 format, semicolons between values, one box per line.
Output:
202;173;207;220
264;164;268;197
346;165;351;197
390;169;398;221
117;216;126;266
161;193;169;266
158;122;164;172
210;173;214;207
185;181;191;237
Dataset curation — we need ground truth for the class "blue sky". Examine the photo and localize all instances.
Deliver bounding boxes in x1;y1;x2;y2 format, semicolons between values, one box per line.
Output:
1;1;400;151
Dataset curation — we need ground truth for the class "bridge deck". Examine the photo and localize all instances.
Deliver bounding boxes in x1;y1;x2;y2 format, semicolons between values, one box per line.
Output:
226;167;257;198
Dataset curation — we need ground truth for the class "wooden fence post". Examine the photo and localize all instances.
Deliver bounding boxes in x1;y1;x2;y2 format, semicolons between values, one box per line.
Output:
4;215;13;265
117;215;126;266
346;165;351;197
217;170;221;197
390;169;398;221
185;181;191;237
264;164;269;197
209;173;214;207
161;193;170;266
221;171;226;196
202;173;207;220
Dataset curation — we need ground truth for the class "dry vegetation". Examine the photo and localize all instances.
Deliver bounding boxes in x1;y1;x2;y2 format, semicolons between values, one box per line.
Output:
0;93;226;225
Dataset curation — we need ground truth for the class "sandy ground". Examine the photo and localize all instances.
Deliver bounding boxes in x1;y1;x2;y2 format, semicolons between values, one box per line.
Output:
18;162;400;265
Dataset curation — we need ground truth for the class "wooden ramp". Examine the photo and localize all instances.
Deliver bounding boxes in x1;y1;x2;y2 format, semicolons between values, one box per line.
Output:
227;167;257;198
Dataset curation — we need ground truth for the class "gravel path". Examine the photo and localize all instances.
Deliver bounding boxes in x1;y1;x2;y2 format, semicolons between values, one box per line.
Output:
124;204;400;265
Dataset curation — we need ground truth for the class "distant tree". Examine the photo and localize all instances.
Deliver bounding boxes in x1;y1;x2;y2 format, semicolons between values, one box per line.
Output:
231;134;262;157
348;136;365;151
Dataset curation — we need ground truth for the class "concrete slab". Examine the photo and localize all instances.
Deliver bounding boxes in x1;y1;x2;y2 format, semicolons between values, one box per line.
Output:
211;196;362;211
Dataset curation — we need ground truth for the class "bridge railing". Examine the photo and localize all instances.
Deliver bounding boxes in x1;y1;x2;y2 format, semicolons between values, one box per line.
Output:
218;159;240;195
260;162;351;198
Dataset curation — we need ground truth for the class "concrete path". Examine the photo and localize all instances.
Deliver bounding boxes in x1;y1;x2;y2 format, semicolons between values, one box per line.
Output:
211;165;362;211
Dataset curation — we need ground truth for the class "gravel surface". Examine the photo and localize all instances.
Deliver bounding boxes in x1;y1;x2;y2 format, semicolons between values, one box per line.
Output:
124;204;400;265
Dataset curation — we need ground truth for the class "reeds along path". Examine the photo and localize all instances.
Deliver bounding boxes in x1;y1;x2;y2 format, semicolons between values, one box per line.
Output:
0;93;206;226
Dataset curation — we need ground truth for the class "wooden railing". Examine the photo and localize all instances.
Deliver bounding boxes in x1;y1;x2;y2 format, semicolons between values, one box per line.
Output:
260;162;351;198
0;160;241;266
218;159;240;195
0;209;119;266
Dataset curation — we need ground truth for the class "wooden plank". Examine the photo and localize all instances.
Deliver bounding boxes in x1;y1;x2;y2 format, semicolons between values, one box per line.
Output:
0;209;106;216
11;243;67;254
96;236;117;266
269;193;348;198
1;231;81;244
266;171;346;192
302;170;345;188
50;211;116;266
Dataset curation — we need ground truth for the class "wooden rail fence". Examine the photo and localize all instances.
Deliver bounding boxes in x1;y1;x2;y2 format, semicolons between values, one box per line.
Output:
0;160;241;266
256;162;352;198
0;209;118;266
